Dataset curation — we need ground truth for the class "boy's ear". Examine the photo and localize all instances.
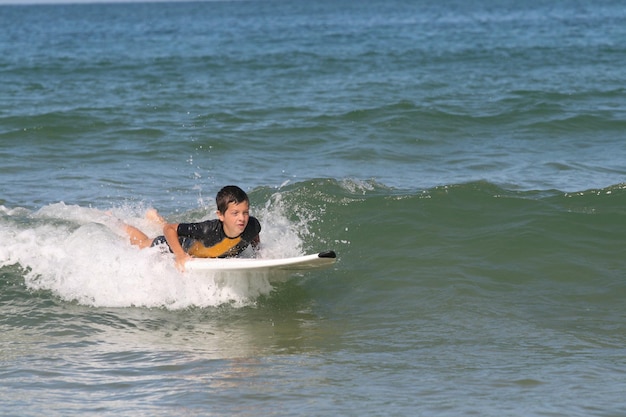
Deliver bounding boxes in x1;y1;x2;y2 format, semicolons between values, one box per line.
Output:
216;210;225;221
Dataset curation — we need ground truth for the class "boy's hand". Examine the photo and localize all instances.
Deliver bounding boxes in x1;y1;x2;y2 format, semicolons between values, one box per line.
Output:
175;253;192;272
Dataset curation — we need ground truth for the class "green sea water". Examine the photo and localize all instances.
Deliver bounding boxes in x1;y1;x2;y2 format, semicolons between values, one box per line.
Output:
1;0;626;416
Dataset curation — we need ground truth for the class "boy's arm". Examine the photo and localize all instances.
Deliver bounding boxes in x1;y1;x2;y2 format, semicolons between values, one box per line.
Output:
163;223;192;271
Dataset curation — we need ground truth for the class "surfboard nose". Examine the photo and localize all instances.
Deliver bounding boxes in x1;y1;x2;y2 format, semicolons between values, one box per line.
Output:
318;250;336;259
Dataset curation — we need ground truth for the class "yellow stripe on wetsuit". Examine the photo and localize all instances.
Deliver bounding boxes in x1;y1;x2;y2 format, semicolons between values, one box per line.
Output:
187;237;242;258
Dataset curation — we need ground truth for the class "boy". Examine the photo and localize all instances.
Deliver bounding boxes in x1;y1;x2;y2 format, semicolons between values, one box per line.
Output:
124;185;261;271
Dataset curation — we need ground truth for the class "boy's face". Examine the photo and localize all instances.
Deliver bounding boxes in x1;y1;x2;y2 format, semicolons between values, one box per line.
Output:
217;200;250;238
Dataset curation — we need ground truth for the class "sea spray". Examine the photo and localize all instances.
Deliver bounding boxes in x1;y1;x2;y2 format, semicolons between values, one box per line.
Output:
1;199;311;309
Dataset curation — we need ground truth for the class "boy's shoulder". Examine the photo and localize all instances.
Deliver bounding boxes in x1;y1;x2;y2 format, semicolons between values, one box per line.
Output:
246;216;261;234
180;218;221;232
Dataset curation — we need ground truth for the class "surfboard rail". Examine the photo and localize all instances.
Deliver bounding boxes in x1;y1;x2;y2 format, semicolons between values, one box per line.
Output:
185;250;337;272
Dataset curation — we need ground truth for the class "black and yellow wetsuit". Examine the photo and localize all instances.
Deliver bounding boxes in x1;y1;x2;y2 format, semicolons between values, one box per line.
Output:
151;217;261;258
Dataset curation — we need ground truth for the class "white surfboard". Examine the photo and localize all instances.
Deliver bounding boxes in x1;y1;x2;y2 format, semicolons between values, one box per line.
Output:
185;250;337;272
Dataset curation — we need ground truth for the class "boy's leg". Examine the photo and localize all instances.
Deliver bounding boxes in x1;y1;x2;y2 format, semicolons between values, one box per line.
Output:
125;225;153;249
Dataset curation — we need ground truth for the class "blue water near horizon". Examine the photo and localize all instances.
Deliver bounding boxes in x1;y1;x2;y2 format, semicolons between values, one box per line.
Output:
2;0;626;416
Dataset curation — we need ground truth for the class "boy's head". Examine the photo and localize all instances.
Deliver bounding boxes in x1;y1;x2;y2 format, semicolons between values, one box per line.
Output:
216;185;249;215
216;185;251;238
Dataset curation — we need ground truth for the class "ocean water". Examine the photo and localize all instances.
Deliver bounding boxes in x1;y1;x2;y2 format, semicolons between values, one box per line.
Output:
1;0;626;416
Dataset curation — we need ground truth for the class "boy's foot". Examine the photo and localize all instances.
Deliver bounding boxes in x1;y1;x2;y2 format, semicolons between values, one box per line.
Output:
146;208;166;226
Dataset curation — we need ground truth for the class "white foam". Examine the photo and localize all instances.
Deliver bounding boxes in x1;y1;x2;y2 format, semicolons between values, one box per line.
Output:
0;200;307;309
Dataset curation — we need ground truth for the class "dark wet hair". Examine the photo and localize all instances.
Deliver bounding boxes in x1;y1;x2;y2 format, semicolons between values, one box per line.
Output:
216;185;249;214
